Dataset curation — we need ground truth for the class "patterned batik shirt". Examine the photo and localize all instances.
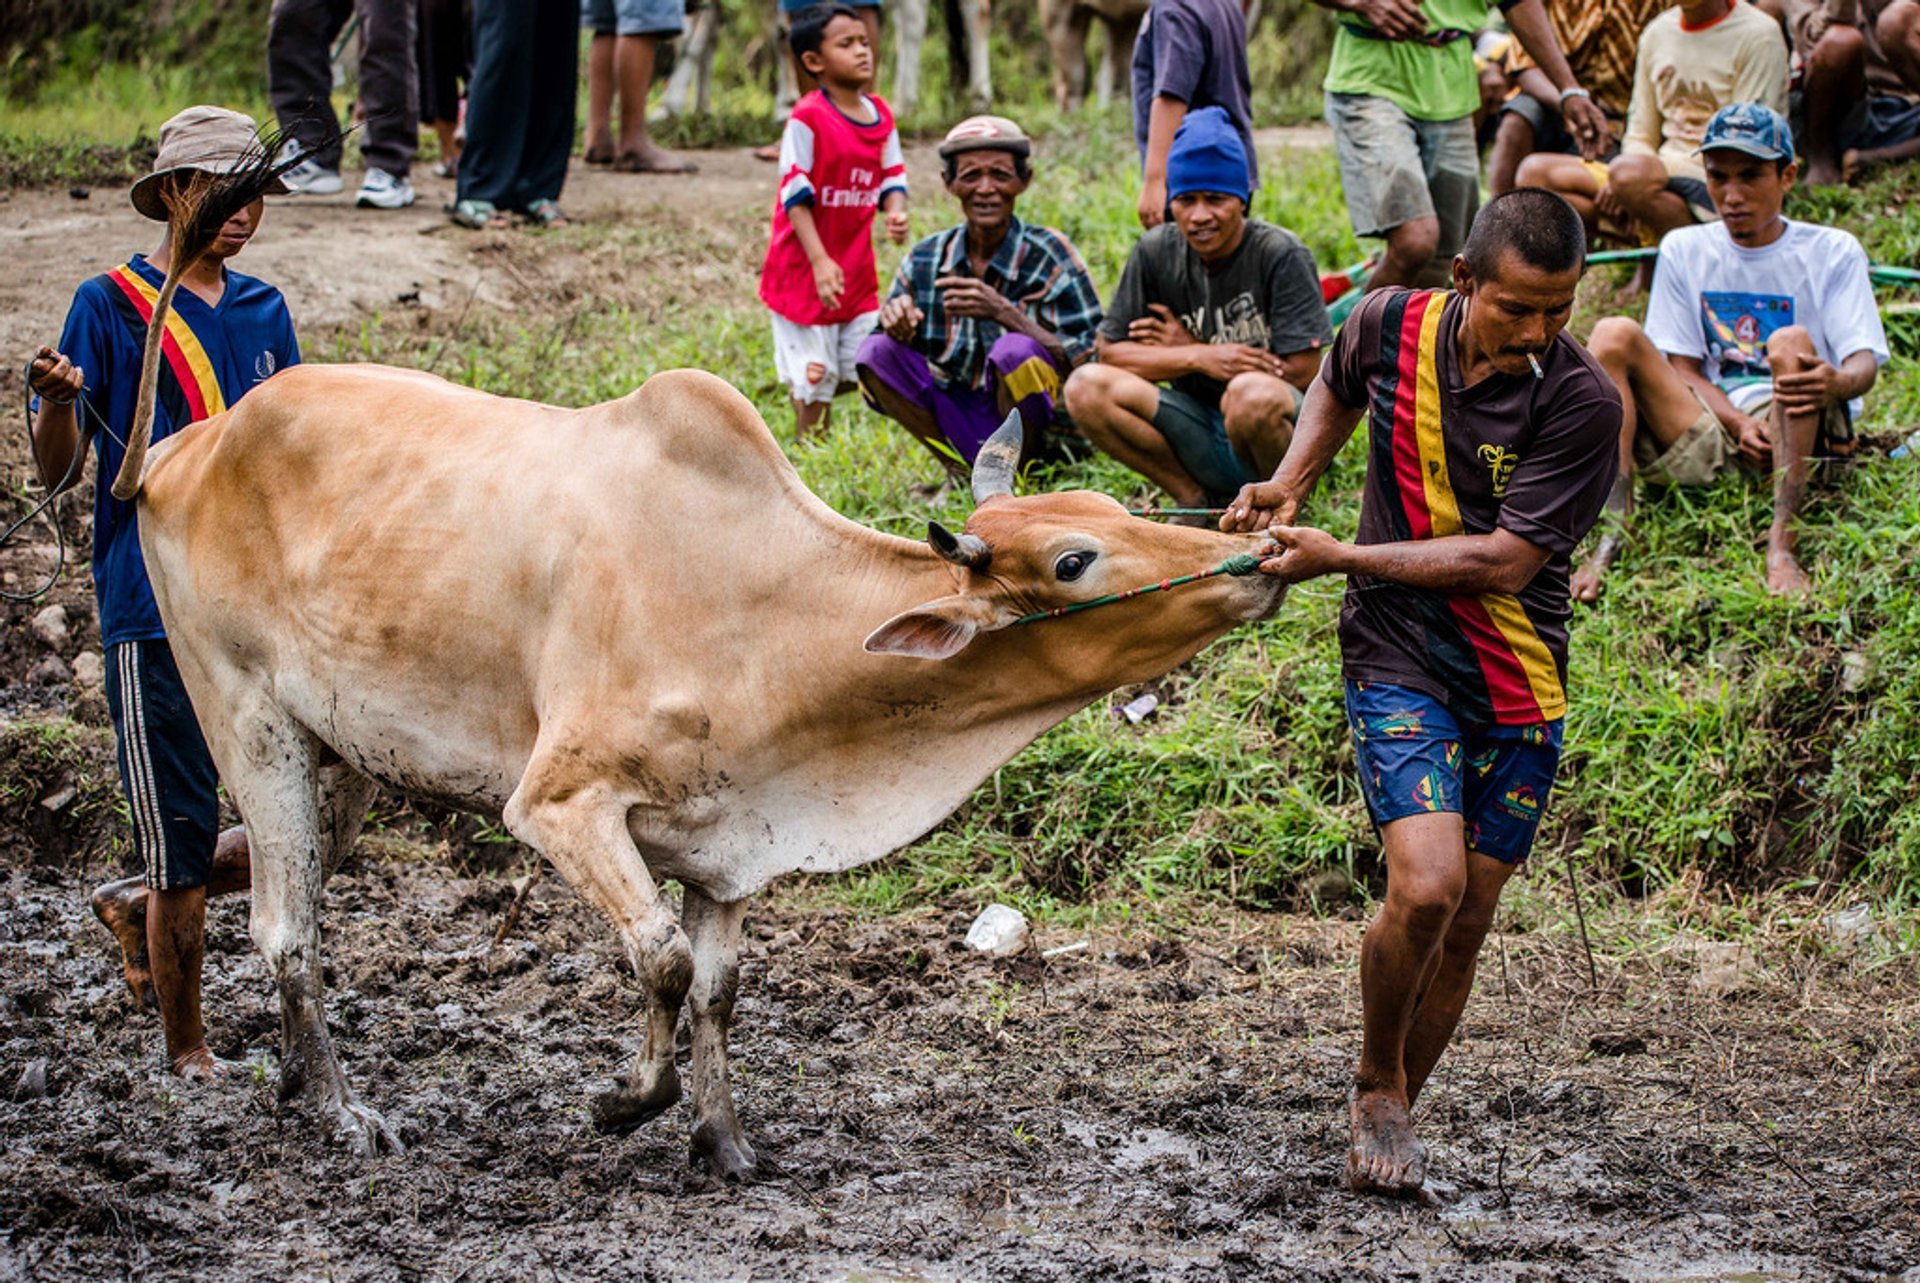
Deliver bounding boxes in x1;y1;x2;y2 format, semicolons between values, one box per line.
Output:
882;216;1103;389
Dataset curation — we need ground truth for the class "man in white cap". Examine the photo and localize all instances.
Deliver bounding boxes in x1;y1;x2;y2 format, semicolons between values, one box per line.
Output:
856;115;1104;478
25;106;298;1080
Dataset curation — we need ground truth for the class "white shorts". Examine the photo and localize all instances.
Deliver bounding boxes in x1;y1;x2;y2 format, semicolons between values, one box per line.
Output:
771;311;878;405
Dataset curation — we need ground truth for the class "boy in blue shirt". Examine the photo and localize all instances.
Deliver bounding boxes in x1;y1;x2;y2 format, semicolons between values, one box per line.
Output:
27;106;299;1080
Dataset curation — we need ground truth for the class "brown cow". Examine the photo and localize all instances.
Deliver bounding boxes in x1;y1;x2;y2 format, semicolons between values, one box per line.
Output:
123;360;1283;1177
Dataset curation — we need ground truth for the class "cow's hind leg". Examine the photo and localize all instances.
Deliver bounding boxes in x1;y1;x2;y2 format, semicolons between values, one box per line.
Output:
223;715;401;1155
503;776;692;1133
684;887;754;1180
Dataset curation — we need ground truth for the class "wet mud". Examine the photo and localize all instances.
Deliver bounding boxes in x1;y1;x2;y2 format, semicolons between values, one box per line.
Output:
3;845;1916;1281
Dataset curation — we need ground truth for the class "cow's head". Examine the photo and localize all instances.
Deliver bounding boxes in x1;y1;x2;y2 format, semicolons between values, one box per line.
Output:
865;414;1286;683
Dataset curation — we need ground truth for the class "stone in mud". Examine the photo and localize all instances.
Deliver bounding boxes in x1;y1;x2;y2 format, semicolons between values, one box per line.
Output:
29;604;69;651
11;1058;48;1101
71;651;105;690
26;655;71;686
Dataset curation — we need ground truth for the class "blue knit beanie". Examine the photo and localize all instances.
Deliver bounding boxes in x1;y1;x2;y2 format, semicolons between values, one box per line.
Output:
1166;106;1251;205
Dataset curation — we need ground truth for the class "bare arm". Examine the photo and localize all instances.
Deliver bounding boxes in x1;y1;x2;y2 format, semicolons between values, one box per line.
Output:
1222;376;1364;529
1504;0;1609;157
787;204;845;308
1258;523;1554;596
1137;96;1188;230
1096;333;1280;385
27;347;89;496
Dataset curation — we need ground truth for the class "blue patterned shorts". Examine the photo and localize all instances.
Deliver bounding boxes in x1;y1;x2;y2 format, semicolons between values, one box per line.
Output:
1345;680;1563;864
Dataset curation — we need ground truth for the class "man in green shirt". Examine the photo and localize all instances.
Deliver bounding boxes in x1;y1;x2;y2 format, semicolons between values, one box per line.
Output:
1318;0;1609;289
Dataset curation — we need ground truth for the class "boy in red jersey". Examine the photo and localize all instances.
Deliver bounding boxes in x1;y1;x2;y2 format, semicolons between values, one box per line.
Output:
759;4;909;436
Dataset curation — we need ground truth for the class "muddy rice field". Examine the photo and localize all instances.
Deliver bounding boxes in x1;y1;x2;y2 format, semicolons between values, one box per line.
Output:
1;807;1917;1280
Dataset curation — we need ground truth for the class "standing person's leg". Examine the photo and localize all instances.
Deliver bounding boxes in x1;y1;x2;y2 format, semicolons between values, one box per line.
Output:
584;0;619;163
1761;325;1824;597
417;0;467;174
1415;113;1480;288
101;641;233;1079
456;0;536;219
610;0;695;171
353;0;421;187
518;0;581;215
854;1;882;92
92;828;250;1010
1326;92;1442;292
268;0;354;182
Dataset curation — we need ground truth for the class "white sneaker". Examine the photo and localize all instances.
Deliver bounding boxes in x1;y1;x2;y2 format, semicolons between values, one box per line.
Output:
355;168;416;209
279;157;343;196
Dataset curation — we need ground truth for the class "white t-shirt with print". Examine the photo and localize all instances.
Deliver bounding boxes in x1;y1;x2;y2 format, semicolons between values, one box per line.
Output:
1644;218;1888;415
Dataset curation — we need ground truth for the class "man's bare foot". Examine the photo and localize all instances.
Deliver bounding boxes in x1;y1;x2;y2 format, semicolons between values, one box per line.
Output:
170;1046;243;1081
90;877;155;1009
752;141;781;162
1348;1089;1427;1196
1570;561;1606;605
1804;157;1845;187
1767;550;1812;597
613;144;698;174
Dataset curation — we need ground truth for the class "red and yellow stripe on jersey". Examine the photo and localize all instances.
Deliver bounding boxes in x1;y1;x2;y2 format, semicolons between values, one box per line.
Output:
1377;290;1565;723
103;263;228;426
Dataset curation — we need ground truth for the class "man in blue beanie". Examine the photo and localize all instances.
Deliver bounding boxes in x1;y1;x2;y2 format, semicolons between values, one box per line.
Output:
1066;107;1331;517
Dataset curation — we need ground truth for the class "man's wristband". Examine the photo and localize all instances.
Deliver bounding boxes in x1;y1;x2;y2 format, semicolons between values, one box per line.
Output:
1558;86;1591;107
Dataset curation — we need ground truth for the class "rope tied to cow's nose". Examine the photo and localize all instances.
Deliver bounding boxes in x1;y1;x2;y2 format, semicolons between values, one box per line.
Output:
1009;543;1276;627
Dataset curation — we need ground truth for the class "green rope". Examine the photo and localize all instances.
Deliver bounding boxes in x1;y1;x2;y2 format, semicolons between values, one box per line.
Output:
1010;549;1269;627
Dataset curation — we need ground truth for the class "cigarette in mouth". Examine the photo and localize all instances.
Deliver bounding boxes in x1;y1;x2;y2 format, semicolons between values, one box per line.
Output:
1527;353;1544;380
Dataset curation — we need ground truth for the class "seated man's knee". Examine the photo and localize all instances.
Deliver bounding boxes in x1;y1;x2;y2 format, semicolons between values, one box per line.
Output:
1062;363;1116;419
1811;23;1867;71
1516;151;1584;193
1220;371;1292;430
1585;315;1646;363
1765;324;1817;368
1606;153;1666;203
1879;0;1919;46
987;331;1049;369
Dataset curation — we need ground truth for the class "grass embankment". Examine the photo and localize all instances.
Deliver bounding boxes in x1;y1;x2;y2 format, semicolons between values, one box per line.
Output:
312;121;1920;923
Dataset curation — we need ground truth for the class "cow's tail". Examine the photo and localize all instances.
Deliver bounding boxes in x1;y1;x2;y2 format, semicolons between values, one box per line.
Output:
111;128;310;501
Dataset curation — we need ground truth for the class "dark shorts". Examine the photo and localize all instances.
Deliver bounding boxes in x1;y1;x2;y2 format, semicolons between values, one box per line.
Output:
1152;384;1264;500
1498;93;1576;154
1841;93;1920;153
104;639;220;891
1345;680;1563;864
1666;176;1716;224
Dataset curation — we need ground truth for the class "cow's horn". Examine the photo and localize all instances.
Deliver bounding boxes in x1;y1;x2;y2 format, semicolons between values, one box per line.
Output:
928;520;992;571
969;410;1024;506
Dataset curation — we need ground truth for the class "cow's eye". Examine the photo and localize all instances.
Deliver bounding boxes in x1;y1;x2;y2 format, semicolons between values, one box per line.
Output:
1054;551;1095;582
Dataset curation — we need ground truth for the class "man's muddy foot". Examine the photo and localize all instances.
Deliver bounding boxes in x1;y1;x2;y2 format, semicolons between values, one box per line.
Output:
590;1071;682;1134
1570;562;1606;605
1348;1089;1427;1197
1767;550;1812;598
90;878;155;1009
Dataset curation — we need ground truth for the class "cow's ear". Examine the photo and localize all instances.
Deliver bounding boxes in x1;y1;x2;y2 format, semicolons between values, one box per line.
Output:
864;595;1009;660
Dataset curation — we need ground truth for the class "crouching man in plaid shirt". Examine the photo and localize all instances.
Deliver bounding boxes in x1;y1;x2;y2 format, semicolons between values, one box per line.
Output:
856;114;1104;480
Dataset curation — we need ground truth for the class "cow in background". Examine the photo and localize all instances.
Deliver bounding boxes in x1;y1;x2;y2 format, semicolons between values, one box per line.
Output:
120;347;1284;1177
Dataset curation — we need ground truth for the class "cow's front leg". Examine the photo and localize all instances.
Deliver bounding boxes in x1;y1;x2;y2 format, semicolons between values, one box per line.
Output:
683;887;754;1180
503;774;692;1134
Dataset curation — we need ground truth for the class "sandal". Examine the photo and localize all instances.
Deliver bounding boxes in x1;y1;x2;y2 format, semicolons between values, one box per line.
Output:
525;198;568;228
448;198;506;230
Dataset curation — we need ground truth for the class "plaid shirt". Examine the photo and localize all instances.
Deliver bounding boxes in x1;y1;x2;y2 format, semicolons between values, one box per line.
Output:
884;217;1103;390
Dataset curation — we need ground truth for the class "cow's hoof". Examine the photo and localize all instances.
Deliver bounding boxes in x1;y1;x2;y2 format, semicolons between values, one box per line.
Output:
330;1096;406;1157
691;1121;758;1182
591;1074;681;1135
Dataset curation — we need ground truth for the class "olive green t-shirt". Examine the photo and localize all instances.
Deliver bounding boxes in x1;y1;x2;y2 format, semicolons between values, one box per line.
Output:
1323;0;1504;122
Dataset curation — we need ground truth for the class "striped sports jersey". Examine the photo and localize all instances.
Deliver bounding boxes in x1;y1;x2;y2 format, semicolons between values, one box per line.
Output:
759;90;907;326
1325;288;1620;725
42;255;300;645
